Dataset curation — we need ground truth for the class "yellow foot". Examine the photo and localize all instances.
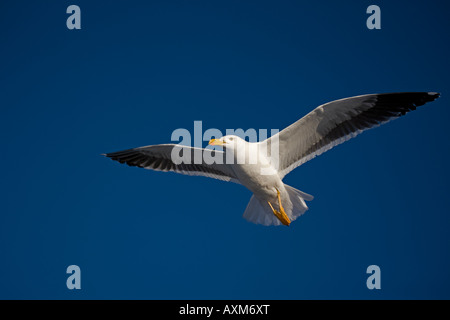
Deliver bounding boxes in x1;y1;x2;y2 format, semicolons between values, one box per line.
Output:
268;189;291;226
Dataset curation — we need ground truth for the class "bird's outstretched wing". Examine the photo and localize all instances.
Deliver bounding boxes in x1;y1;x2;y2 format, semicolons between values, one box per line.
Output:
104;144;240;184
266;92;440;178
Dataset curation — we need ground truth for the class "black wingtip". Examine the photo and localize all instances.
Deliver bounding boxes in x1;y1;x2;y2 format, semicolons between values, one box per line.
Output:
102;152;114;159
428;92;441;100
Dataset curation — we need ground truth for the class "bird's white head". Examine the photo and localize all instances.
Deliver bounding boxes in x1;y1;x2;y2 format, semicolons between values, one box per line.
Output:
208;135;245;151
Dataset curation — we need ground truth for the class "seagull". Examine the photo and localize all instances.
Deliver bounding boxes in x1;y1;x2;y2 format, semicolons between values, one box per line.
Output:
104;92;440;226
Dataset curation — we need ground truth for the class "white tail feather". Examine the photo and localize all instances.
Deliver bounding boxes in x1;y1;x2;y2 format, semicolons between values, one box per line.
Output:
242;184;313;226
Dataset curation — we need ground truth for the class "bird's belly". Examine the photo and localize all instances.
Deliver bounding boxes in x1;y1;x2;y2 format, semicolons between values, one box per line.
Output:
232;163;283;200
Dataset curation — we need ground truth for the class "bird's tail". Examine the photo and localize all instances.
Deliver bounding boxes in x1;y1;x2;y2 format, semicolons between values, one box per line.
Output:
242;184;314;226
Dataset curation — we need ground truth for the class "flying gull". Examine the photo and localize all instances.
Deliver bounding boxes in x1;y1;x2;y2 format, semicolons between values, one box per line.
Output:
104;92;440;226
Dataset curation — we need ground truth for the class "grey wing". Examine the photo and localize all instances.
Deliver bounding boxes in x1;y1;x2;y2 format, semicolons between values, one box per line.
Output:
266;92;440;178
104;144;240;184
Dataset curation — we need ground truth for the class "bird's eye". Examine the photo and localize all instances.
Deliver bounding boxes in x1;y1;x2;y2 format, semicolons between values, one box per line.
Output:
229;137;234;141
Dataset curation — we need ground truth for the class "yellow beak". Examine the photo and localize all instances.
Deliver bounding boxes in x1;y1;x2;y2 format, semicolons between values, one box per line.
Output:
209;138;225;146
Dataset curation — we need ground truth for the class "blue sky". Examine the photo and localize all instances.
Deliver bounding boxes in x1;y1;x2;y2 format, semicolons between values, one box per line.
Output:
1;0;449;299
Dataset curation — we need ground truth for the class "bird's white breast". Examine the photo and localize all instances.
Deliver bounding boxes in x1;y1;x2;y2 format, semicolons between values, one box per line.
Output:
229;142;283;200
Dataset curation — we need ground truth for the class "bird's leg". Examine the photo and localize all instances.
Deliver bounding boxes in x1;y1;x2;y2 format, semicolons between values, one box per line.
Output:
276;188;291;226
267;188;291;226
